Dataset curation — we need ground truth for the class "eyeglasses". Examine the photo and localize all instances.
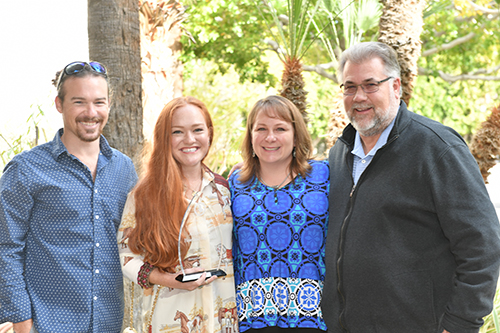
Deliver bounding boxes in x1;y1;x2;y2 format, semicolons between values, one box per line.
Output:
57;61;107;89
340;77;393;96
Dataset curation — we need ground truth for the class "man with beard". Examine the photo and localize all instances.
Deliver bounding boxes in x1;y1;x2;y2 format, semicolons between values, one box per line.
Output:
324;42;500;333
0;62;138;333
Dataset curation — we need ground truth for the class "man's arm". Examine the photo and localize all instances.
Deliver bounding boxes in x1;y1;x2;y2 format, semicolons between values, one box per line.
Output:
0;160;34;324
431;144;500;332
12;319;32;333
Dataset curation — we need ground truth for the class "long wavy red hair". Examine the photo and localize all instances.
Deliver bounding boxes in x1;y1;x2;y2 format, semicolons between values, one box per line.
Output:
127;96;214;272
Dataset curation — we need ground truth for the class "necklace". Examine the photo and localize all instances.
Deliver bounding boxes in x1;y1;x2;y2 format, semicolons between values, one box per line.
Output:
259;172;291;204
124;282;162;333
184;174;203;198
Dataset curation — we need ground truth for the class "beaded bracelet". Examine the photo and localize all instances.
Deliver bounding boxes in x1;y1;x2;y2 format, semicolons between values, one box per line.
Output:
138;261;155;289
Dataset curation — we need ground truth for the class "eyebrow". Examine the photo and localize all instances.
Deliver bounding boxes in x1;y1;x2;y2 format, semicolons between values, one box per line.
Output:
172;123;206;128
254;121;289;127
70;96;108;101
344;78;378;84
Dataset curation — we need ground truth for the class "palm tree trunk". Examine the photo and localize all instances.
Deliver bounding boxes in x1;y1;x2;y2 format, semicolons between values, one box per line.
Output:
378;0;426;106
280;56;309;123
470;105;500;183
88;0;143;164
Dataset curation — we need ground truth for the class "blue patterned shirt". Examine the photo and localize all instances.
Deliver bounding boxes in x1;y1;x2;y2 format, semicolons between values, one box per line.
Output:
0;129;137;332
229;160;329;332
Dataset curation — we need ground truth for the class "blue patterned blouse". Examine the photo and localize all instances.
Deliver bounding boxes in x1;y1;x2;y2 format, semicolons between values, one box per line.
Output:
229;160;329;332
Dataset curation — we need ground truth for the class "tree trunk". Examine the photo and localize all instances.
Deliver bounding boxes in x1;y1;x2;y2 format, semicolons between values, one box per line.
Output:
280;56;309;123
88;0;143;164
378;0;425;106
470;105;500;183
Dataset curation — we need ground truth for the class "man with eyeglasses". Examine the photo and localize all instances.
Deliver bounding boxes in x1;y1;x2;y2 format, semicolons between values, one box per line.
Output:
323;42;500;333
0;62;138;333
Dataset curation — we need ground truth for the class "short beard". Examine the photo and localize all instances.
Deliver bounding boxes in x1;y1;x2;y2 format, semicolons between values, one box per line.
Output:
350;98;399;137
78;130;101;142
76;117;103;142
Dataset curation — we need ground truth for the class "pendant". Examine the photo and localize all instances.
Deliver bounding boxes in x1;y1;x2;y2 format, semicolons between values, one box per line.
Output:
123;328;138;333
149;324;153;333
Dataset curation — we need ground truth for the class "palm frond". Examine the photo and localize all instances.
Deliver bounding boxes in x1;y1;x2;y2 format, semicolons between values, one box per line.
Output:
256;0;322;60
357;0;382;34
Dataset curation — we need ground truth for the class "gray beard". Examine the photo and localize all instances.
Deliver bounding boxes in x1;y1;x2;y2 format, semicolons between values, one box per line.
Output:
350;99;399;137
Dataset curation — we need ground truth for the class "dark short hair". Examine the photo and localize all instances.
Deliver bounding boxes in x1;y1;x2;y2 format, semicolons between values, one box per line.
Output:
52;62;110;101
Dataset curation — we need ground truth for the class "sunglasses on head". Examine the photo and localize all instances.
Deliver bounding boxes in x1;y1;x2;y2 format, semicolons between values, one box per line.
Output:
57;61;107;89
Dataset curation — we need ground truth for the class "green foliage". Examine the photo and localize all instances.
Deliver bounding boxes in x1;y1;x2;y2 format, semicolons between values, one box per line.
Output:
421;0;500;75
415;0;500;139
255;0;322;61
423;0;452;19
181;0;276;85
411;76;497;140
317;0;381;57
0;106;47;169
301;70;336;155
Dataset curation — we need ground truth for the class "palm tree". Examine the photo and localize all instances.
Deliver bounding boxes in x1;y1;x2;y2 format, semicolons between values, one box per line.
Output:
316;0;382;147
88;0;143;164
256;0;322;122
470;104;500;183
318;0;382;61
378;0;426;106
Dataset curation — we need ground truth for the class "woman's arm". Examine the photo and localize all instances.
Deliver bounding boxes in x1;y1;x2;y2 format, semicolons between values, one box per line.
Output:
149;268;217;291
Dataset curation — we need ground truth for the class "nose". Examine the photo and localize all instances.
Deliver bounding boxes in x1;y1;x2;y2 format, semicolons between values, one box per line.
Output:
265;131;276;142
185;131;195;143
85;103;98;118
352;86;368;101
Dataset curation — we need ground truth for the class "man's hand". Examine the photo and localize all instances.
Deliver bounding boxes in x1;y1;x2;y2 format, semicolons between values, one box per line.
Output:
12;319;33;333
227;162;243;179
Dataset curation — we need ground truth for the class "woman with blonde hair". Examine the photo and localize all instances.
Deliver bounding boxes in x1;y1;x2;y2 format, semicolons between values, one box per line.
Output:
118;96;237;333
229;95;329;333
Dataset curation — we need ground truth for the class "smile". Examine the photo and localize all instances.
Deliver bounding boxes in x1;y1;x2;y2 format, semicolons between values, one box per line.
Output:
263;147;280;151
355;107;373;112
80;121;99;125
181;147;198;153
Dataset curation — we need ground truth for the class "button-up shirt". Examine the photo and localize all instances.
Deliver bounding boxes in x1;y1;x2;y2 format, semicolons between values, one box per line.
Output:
0;129;137;333
351;116;396;185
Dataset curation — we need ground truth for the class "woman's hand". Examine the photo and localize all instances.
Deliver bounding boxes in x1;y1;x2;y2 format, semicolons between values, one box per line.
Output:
149;267;217;291
0;322;14;333
227;162;243;179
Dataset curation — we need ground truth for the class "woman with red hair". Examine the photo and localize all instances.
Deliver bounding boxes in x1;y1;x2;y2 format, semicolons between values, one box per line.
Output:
117;97;236;333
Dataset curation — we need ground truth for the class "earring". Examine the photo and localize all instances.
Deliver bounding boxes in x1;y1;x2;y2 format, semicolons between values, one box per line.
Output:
293;147;296;158
252;149;256;157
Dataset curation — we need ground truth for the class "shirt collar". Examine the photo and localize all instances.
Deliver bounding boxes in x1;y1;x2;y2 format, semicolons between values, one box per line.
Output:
351;114;397;159
50;128;114;160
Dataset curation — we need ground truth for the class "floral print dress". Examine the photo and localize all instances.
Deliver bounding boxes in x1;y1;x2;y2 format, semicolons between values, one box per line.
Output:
118;168;237;333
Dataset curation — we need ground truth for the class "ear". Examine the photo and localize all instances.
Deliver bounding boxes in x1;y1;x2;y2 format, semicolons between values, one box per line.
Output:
392;77;402;97
55;96;63;114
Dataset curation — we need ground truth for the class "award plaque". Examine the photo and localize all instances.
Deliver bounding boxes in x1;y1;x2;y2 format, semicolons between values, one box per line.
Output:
176;190;226;283
175;269;227;282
